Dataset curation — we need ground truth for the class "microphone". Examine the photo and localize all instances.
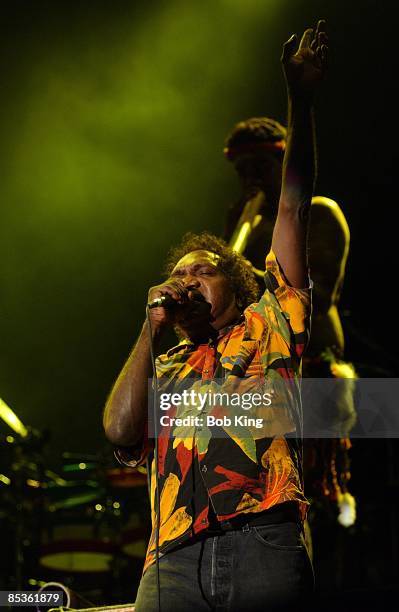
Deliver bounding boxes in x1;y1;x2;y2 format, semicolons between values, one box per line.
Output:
147;294;178;309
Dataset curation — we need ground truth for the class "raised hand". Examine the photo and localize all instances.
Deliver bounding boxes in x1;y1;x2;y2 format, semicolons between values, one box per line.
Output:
281;19;328;100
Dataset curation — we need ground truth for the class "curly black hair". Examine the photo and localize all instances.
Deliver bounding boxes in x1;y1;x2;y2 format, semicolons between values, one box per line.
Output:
164;232;260;311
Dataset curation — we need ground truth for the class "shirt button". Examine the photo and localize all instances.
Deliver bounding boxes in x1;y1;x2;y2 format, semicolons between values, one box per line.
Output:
201;518;207;524
201;465;207;473
204;369;209;374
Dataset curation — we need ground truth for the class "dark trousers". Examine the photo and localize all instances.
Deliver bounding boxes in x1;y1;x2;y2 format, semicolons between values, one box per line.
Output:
134;521;314;612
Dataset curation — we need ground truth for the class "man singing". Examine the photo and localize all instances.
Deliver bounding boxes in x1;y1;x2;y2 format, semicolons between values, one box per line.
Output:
104;20;328;611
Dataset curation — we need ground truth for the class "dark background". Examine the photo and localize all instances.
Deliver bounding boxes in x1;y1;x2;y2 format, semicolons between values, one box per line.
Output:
0;0;397;605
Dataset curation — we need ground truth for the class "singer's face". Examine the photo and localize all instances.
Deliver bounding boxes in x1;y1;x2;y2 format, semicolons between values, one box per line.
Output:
170;250;240;337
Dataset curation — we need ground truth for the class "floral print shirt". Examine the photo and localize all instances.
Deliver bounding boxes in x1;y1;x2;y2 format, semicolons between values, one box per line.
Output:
117;250;311;573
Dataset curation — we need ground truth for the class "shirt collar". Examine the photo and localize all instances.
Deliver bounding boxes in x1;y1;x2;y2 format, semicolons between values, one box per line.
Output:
216;314;245;339
165;314;245;356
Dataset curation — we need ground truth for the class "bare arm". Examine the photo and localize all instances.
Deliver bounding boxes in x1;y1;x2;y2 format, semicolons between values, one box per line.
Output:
103;280;188;447
103;320;161;447
272;20;328;287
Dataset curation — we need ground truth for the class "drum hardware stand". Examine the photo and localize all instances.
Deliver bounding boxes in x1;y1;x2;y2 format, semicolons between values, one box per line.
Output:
37;582;135;612
36;581;95;611
1;424;48;590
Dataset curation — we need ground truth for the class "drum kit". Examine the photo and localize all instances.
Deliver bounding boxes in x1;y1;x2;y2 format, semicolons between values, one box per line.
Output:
0;397;150;603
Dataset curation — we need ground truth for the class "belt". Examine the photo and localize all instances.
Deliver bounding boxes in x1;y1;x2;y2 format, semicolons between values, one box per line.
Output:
205;501;300;535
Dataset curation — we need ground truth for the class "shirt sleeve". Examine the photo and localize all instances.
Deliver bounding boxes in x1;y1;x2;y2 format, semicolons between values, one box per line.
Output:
264;249;312;357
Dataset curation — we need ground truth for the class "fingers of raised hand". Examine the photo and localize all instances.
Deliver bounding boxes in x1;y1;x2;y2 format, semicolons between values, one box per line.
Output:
311;32;328;50
281;33;298;62
298;28;314;51
314;42;328;72
309;22;328;70
315;19;327;38
319;44;328;65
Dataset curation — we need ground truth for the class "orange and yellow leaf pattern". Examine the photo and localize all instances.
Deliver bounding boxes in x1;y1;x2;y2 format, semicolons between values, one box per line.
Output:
119;250;311;574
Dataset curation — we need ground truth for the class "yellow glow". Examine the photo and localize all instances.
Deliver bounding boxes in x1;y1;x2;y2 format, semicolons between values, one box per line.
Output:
230;191;265;253
26;478;41;488
0;398;28;437
44;470;68;486
79;462;86;470
311;196;351;303
0;474;11;485
231;221;251;253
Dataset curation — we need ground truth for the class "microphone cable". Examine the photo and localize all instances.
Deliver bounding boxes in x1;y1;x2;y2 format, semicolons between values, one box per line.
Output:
145;305;162;612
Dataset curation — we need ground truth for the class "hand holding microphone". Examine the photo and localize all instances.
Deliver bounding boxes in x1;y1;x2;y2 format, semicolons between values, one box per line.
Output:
146;280;190;331
147;294;180;309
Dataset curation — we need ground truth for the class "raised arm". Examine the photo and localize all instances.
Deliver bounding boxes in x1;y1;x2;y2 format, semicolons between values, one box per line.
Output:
272;20;328;287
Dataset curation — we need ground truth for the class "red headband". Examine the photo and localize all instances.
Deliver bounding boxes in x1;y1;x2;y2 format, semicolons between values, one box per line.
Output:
224;140;286;161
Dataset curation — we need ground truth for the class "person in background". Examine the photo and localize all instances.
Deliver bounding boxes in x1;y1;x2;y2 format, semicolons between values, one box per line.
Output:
223;95;357;581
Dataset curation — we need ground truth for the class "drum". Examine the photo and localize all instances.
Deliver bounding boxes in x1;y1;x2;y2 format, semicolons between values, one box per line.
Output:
105;468;147;490
38;470;148;597
39;521;117;574
39;480;116;581
120;517;147;561
105;467;150;560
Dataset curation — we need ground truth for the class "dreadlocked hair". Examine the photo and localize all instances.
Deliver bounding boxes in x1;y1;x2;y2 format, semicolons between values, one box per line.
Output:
225;117;287;152
164;232;260;312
